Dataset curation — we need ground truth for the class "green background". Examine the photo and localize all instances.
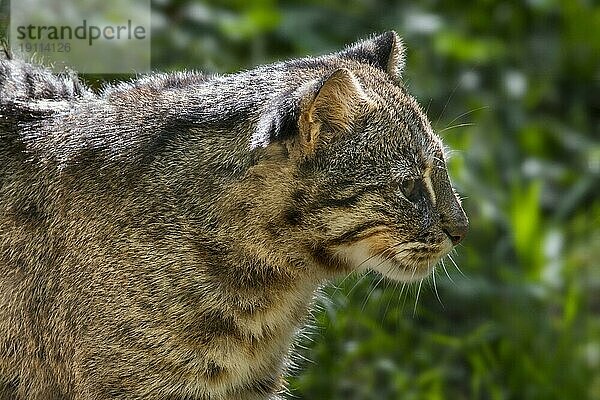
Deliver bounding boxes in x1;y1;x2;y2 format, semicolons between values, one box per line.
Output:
7;0;600;398
148;2;599;398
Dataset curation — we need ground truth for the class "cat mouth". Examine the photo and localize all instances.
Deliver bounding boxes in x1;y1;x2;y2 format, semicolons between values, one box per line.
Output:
335;240;451;282
368;253;443;282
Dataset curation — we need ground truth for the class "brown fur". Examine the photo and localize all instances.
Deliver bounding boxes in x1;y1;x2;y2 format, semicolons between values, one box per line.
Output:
0;32;467;399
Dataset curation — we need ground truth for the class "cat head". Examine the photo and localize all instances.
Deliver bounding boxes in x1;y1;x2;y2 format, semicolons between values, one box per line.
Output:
245;32;468;283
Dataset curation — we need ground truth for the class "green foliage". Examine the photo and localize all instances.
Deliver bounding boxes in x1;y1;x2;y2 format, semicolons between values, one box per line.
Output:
150;1;600;398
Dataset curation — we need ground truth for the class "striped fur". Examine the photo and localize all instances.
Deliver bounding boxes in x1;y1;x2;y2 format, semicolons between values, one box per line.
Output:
0;32;467;399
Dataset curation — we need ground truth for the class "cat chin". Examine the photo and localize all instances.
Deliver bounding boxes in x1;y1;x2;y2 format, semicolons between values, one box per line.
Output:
369;258;436;282
335;241;451;283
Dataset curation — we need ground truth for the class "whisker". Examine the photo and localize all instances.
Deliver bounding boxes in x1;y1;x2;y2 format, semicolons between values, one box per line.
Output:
361;274;385;311
447;253;467;278
354;250;383;270
347;243;399;297
335;269;356;290
431;264;444;308
413;278;424;316
424;98;433;115
434;80;460;129
382;279;399;319
330;270;358;299
331;250;379;298
334;240;413;301
438;122;475;134
357;244;410;311
444;105;489;128
346;271;369;297
440;258;455;284
330;240;386;297
398;281;408;303
406;263;420;317
395;280;409;330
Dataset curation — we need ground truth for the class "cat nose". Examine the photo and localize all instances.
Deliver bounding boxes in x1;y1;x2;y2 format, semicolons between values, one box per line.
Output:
443;222;468;246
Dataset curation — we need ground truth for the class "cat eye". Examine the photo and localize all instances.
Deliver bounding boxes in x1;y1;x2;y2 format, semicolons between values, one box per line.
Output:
399;178;418;200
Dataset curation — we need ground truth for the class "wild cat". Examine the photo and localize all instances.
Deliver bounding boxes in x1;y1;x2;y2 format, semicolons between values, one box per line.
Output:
0;32;467;399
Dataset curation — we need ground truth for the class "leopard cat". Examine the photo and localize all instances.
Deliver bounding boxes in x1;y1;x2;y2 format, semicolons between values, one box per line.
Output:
0;31;468;399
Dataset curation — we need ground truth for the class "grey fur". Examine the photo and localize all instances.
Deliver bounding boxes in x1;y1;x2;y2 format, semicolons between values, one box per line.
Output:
0;32;467;399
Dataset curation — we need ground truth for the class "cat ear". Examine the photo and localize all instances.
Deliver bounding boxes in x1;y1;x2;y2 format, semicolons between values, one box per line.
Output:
298;68;367;152
250;69;368;151
338;31;406;80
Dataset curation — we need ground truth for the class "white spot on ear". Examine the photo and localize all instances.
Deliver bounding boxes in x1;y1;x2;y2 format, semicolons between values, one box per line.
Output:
251;109;279;149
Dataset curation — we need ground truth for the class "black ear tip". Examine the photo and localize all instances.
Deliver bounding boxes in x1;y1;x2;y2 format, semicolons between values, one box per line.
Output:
372;31;400;46
376;31;404;56
380;31;399;41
